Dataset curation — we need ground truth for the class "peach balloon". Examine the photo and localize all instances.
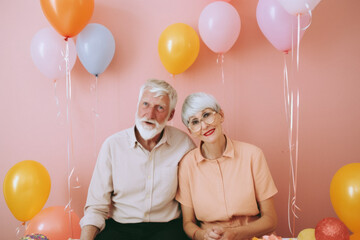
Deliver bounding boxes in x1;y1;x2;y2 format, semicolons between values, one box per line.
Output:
40;0;94;38
26;206;81;240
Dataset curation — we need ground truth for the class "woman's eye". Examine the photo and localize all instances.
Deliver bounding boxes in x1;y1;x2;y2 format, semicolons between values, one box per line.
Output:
143;102;148;106
191;119;199;125
203;112;210;118
158;106;164;111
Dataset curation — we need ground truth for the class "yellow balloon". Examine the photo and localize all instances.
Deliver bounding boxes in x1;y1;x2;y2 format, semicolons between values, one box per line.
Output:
330;163;360;233
297;228;316;240
3;160;51;222
158;23;200;75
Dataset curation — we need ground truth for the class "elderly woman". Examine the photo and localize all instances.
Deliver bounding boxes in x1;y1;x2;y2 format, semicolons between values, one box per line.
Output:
176;92;278;240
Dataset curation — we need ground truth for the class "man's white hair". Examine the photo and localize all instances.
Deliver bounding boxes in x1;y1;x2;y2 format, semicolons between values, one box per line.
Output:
137;79;178;112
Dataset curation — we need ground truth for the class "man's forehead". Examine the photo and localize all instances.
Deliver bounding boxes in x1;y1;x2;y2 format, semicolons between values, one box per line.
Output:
141;90;169;103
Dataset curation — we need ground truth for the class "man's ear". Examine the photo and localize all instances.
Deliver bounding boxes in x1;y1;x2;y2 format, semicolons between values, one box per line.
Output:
168;109;175;121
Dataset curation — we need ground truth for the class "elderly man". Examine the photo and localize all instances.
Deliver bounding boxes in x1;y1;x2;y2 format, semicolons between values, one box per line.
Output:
78;79;195;240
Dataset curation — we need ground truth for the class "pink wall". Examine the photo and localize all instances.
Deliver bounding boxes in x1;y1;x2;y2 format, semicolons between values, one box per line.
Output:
1;0;359;239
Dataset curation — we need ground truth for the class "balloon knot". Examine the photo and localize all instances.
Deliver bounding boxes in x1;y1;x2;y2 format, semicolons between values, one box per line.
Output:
95;74;98;77
64;37;69;41
22;222;26;226
284;50;289;55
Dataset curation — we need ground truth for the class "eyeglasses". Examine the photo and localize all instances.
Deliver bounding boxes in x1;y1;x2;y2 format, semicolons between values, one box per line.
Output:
188;110;217;132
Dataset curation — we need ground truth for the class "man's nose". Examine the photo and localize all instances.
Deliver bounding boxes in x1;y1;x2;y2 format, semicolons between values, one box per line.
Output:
147;107;156;119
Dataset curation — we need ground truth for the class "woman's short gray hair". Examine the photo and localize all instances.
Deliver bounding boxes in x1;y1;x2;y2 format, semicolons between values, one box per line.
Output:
138;79;178;112
181;92;221;127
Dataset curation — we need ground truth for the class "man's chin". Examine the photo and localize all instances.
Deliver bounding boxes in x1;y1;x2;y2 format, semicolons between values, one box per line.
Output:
136;124;164;140
138;129;160;140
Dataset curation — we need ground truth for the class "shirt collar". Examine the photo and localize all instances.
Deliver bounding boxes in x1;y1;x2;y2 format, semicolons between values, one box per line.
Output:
195;135;234;162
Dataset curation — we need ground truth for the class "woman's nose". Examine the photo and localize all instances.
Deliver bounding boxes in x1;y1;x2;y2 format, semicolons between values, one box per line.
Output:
200;119;209;129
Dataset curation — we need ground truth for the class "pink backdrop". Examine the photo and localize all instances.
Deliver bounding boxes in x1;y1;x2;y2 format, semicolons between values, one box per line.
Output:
1;0;359;239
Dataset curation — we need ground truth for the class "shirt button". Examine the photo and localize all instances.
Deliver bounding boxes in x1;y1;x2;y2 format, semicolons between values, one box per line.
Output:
147;175;151;179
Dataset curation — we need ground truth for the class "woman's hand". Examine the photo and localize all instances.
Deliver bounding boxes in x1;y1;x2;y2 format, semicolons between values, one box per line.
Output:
203;226;224;240
218;229;237;240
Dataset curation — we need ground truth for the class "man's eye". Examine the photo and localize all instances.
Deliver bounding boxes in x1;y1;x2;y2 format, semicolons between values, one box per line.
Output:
143;102;148;106
157;106;164;111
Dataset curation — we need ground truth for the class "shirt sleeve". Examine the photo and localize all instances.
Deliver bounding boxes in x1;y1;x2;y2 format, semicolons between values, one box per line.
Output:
252;148;278;202
175;153;194;208
80;139;113;231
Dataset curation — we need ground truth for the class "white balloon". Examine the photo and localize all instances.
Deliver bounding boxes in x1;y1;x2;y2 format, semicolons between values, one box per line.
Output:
276;0;321;15
76;23;115;76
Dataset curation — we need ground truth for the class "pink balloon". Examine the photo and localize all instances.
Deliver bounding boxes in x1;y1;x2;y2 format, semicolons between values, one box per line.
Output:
30;27;77;79
277;0;321;15
256;0;310;53
198;2;241;54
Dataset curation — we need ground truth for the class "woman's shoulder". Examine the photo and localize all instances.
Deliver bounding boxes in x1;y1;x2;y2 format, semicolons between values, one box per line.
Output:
231;138;263;153
179;147;199;165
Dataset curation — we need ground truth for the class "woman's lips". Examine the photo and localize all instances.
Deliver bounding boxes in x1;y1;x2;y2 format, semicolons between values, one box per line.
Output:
204;129;215;136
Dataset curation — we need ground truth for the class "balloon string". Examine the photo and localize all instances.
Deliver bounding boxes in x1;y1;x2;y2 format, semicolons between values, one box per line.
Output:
65;40;75;238
297;14;300;71
16;222;26;238
217;53;225;84
284;54;301;237
54;79;62;120
283;53;290;124
91;76;100;157
303;3;313;31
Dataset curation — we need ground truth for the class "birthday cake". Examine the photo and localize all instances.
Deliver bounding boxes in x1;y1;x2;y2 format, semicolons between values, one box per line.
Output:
20;234;48;240
252;234;282;240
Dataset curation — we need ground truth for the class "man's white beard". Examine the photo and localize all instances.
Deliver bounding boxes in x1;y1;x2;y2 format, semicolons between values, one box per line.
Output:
135;116;167;140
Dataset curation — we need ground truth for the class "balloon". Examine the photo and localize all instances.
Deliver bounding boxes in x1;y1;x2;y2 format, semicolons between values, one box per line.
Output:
297;228;316;240
351;233;360;240
198;2;241;54
256;0;310;53
40;0;94;38
76;23;116;76
31;27;77;79
330;163;360;233
3;160;51;222
158;23;200;75
315;217;350;240
26;206;81;240
276;0;321;15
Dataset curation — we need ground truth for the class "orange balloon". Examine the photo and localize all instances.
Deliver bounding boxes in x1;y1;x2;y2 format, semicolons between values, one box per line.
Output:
158;23;200;75
351;233;360;240
26;206;81;240
40;0;94;38
3;160;51;222
330;163;360;233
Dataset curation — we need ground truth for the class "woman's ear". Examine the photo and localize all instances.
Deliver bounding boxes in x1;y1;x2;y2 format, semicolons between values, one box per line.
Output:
219;109;225;123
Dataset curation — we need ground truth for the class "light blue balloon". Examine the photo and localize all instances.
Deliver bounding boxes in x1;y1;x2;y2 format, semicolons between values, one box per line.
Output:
76;23;115;76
